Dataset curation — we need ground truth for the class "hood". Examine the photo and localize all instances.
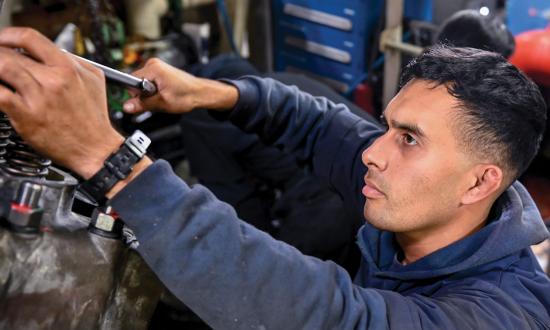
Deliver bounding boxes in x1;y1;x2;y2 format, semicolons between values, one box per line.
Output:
357;181;550;281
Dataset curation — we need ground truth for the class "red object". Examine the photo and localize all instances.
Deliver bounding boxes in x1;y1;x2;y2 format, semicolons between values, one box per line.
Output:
10;202;33;214
510;25;550;87
353;82;376;117
40;226;53;233
109;210;121;220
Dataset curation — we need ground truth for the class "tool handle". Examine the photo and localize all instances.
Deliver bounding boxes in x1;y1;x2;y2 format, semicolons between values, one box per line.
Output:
62;50;158;96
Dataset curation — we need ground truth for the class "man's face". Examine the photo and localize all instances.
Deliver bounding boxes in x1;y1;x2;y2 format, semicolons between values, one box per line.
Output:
362;79;474;234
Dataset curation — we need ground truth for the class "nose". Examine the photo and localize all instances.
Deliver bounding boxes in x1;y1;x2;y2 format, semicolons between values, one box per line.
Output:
362;135;388;171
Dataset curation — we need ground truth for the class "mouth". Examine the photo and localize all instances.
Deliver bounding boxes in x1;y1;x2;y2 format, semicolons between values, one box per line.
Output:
363;178;385;199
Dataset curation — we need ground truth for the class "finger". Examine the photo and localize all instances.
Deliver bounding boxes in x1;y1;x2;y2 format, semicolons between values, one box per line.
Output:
0;48;42;94
0;27;69;66
123;97;146;114
0;46;45;72
123;79;166;113
0;83;27;121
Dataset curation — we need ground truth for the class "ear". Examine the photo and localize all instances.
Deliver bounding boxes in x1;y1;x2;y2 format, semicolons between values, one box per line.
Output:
461;165;504;205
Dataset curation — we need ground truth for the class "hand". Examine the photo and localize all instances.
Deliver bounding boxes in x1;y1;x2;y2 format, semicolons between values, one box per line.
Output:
122;58;239;114
0;27;124;179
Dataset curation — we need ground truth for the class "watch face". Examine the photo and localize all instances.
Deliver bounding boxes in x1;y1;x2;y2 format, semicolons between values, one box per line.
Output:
126;130;151;157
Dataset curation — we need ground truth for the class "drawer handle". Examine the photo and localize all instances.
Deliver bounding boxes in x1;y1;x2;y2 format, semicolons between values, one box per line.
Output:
283;4;353;31
285;36;352;63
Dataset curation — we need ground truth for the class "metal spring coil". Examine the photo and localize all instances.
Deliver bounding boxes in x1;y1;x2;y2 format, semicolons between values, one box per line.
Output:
0;113;11;165
0;112;51;177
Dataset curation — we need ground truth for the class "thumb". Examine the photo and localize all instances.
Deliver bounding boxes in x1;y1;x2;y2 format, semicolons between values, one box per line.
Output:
122;97;145;114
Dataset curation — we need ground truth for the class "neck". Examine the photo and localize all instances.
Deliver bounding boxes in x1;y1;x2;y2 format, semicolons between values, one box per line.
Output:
396;206;491;265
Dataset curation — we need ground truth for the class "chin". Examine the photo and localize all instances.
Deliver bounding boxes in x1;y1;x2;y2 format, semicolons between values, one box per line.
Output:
364;206;388;230
364;204;404;232
365;216;390;231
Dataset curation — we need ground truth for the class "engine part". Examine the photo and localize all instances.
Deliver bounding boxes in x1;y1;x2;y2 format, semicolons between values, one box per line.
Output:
0;113;11;165
0;115;163;328
3;124;51;178
6;181;43;233
0;160;163;329
89;205;124;238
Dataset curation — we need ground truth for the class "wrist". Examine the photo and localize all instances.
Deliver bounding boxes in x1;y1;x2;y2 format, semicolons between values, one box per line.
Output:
195;78;239;111
106;156;153;199
76;134;125;180
79;130;152;202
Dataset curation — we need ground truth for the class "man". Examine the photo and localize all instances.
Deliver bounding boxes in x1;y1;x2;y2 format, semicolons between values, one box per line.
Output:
0;27;548;328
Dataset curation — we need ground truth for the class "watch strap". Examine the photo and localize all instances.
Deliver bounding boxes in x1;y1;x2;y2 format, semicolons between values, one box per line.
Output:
79;131;150;203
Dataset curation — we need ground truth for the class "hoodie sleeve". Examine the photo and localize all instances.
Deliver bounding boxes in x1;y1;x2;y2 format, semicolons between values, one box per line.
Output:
111;164;544;329
218;76;384;217
376;280;544;329
110;160;389;330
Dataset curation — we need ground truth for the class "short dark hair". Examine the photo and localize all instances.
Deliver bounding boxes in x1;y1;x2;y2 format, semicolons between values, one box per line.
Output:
401;45;547;182
436;10;515;58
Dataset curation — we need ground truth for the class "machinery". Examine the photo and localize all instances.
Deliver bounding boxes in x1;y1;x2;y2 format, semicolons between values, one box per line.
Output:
0;3;169;324
0;113;163;329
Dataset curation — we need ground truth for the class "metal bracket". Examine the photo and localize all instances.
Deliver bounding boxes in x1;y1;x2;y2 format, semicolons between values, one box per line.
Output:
380;25;424;57
380;0;425;107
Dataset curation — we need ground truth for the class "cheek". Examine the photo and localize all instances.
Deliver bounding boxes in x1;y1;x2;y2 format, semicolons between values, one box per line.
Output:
386;159;428;194
406;166;463;208
390;158;458;204
393;172;431;209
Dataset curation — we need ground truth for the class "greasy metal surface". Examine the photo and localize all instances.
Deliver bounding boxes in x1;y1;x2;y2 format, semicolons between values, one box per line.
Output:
0;167;87;232
101;250;163;329
0;167;163;329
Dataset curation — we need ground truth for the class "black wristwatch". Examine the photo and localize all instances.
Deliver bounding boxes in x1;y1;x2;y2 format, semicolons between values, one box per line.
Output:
79;130;151;203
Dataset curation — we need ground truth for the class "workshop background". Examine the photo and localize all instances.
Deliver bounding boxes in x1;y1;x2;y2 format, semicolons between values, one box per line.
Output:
0;0;548;329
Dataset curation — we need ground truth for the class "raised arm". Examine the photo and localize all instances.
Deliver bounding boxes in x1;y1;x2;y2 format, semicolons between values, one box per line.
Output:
124;61;384;215
225;77;383;211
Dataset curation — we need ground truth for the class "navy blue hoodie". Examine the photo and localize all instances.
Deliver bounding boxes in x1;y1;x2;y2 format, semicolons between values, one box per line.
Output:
111;77;550;329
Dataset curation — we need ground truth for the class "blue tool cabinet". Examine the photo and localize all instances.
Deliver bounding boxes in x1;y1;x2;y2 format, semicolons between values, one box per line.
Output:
272;0;384;92
272;0;432;93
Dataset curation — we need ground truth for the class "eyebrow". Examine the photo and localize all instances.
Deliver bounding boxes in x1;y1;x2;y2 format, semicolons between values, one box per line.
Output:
380;114;427;140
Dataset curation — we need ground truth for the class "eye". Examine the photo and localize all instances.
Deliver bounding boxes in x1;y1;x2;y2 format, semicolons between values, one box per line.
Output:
402;133;418;146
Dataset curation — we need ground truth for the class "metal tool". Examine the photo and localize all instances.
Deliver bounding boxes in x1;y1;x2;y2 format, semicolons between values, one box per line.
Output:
62;50;158;96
